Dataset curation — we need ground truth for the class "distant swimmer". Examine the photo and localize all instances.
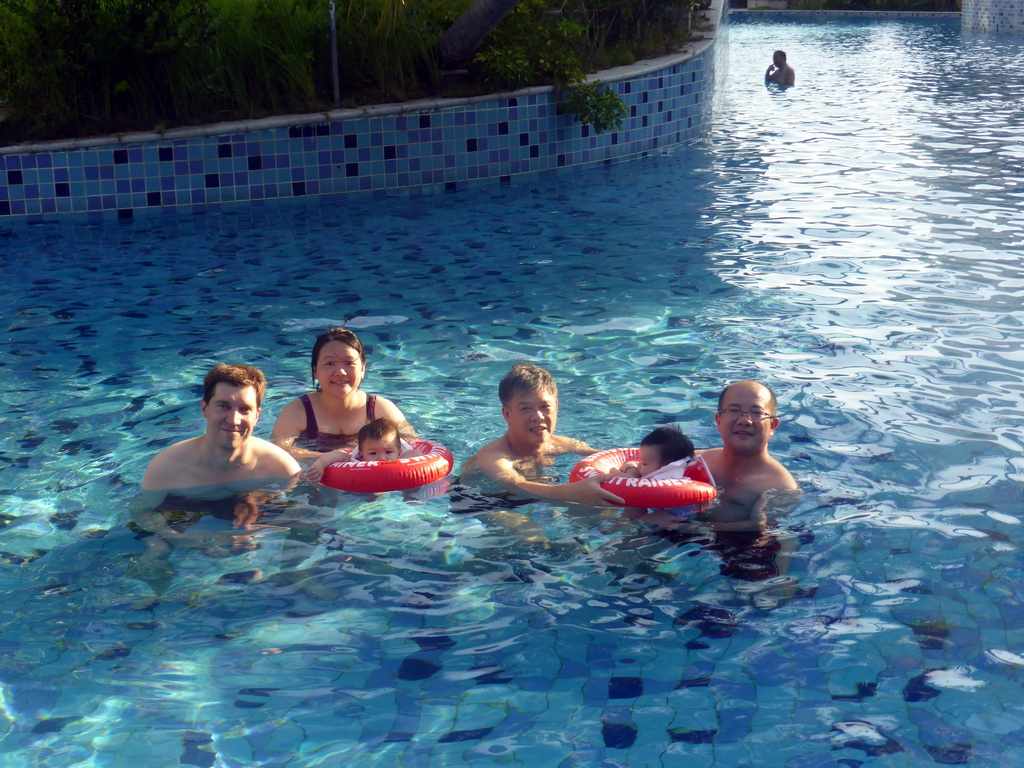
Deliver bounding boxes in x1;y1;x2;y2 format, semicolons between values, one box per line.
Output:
765;50;795;87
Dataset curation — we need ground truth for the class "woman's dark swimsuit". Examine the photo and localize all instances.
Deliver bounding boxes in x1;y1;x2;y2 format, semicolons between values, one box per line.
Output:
295;393;377;452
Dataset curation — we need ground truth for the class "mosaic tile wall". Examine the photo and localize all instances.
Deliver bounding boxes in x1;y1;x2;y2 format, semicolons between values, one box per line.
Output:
0;29;721;223
731;9;961;19
963;0;1024;32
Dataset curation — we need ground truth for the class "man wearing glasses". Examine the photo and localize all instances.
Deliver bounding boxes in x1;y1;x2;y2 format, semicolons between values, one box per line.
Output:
698;380;799;527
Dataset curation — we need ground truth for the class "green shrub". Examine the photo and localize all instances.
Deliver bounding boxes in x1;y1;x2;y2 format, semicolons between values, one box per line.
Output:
0;0;692;141
559;80;628;133
0;0;212;138
472;0;691;129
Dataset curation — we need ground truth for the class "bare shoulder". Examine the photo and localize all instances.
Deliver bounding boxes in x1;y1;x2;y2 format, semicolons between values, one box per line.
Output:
271;396;308;440
373;394;405;419
375;396;416;436
696;447;725;476
551;434;595;455
473;435;512;466
141;438;199;490
251;436;301;475
766;456;798;490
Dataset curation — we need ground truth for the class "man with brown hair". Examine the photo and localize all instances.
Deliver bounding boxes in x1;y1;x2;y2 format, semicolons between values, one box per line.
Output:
142;363;300;497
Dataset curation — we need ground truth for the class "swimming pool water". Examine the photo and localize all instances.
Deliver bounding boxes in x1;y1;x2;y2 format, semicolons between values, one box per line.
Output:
2;13;1024;767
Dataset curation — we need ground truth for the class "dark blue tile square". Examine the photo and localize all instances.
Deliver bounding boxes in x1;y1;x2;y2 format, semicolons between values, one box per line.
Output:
114;149;129;164
609;676;643;699
345;134;358;149
218;144;232;158
7;170;23;185
205;174;219;188
159;147;173;162
345;163;359;177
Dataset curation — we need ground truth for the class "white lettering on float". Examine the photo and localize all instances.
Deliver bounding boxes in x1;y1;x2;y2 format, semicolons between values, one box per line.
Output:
332;456;429;470
604;476;694;487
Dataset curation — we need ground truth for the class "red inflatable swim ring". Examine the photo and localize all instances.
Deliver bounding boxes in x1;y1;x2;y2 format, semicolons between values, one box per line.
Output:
321;439;454;493
569;449;717;509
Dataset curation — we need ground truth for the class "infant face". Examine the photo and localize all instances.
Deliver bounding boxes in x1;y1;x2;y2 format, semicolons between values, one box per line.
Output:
637;445;663;477
360;436;401;461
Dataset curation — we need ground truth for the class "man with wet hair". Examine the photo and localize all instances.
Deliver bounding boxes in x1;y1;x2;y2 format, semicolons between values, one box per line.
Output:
467;363;623;506
142;363;300;496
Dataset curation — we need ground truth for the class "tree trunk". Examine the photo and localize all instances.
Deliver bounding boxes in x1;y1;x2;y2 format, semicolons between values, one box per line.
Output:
435;0;522;69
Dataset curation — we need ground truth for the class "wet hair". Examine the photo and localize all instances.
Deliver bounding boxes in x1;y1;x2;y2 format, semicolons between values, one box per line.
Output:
641;425;695;467
498;363;558;406
310;327;365;384
357;417;401;451
717;380;778;415
774;49;787;62
202;363;267;407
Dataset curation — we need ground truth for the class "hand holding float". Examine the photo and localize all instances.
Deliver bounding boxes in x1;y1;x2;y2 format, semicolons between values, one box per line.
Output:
570;449;717;509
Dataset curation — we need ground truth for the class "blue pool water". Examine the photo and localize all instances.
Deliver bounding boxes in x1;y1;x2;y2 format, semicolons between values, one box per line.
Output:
3;13;1024;767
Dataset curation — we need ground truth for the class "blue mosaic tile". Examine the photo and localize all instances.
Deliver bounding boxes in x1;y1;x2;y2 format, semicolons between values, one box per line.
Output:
0;22;721;222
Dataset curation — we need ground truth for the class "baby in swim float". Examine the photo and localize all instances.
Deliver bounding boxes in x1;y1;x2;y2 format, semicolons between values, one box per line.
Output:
306;417;422;481
614;424;695;479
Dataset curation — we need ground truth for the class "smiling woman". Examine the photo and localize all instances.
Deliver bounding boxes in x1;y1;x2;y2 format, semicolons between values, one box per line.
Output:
271;327;414;457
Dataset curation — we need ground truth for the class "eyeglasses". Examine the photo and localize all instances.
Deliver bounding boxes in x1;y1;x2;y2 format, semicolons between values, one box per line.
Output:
718;408;776;422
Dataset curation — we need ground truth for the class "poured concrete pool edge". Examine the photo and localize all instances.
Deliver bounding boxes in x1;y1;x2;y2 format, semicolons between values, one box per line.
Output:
0;0;726;224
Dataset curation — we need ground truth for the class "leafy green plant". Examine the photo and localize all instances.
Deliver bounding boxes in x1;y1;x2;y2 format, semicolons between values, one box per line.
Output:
474;46;532;90
0;0;212;139
559;80;627;133
0;0;690;142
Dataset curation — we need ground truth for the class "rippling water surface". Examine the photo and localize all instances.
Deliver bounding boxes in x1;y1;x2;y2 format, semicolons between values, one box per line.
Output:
1;14;1024;768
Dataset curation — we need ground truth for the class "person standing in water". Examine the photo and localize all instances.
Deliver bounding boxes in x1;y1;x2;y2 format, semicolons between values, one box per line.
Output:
142;363;300;497
272;327;414;458
464;363;622;506
765;50;795;86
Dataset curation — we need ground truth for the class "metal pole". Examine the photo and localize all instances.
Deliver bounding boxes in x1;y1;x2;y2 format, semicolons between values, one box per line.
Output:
329;0;340;104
